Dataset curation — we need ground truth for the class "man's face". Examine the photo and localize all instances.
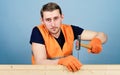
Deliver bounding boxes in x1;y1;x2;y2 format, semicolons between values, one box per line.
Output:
41;9;64;35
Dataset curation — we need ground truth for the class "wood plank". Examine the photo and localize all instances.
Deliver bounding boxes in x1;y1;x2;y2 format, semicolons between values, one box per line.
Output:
0;65;120;75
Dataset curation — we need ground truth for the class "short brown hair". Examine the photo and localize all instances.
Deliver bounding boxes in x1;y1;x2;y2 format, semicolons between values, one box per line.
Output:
40;2;62;18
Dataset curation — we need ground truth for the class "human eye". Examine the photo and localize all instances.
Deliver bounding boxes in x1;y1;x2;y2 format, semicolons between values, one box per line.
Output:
54;17;59;21
46;18;51;22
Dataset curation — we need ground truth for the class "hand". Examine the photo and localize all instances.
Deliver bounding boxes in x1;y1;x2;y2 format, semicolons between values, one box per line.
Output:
58;55;82;72
88;38;102;54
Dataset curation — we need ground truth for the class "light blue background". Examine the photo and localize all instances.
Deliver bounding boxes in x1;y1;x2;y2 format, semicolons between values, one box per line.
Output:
0;0;120;64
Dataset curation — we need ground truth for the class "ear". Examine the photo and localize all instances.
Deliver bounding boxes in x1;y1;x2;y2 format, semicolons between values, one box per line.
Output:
40;18;44;24
61;14;64;20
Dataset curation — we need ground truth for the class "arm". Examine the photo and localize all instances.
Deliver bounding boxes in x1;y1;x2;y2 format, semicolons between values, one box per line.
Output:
81;30;107;44
32;42;82;72
81;30;107;54
32;42;59;65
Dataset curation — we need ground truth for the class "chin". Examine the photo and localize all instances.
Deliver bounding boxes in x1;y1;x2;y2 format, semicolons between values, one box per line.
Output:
51;31;58;34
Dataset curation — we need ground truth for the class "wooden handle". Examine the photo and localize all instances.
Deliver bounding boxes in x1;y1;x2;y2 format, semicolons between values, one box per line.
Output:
80;43;92;49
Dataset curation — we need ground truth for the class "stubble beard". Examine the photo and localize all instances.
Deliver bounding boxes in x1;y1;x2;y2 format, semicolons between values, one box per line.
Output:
50;27;61;38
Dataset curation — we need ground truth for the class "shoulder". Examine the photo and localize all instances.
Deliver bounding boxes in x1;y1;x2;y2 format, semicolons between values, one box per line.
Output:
70;25;84;39
32;26;39;32
30;26;44;44
71;25;84;32
31;26;43;37
71;25;83;30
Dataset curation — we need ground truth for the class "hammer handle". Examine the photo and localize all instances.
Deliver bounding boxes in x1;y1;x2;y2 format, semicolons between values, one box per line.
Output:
80;43;92;50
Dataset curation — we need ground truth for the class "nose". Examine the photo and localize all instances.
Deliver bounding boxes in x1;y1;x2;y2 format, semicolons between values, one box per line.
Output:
51;20;55;27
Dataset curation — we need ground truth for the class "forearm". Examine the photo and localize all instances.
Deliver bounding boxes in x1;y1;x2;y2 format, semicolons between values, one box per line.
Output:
87;32;107;54
35;59;59;65
81;30;107;44
95;32;107;44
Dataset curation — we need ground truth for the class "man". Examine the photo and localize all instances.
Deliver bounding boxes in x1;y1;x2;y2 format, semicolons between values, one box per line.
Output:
30;2;107;72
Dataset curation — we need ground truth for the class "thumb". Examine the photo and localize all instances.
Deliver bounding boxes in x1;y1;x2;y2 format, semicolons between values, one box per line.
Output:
88;49;92;53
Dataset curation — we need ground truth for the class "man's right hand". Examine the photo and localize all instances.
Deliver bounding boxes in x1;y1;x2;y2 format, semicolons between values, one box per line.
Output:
58;55;82;72
88;38;102;54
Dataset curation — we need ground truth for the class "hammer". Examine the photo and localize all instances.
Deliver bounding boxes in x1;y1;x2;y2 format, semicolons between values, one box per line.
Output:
76;35;92;50
75;35;92;59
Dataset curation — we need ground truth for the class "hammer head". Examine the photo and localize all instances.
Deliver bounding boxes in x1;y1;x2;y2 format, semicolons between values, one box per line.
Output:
75;35;81;50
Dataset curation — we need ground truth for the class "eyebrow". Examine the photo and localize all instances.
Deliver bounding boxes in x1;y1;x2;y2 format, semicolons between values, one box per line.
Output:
45;16;59;20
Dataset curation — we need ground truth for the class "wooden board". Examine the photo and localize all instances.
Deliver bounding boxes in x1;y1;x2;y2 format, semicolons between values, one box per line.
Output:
0;65;120;75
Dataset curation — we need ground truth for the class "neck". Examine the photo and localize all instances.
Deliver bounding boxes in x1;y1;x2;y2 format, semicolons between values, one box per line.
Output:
51;29;61;38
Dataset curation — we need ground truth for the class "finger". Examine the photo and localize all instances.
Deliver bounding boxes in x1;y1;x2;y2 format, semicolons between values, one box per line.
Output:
91;45;97;53
92;45;102;54
72;59;82;70
66;64;73;72
88;49;92;53
73;57;82;67
71;57;82;70
69;62;78;72
67;56;82;71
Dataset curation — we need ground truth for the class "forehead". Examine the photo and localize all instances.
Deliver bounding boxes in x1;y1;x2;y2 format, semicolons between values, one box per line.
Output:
43;9;60;19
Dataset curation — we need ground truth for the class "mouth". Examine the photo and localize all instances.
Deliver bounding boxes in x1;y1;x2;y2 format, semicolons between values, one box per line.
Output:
51;27;57;31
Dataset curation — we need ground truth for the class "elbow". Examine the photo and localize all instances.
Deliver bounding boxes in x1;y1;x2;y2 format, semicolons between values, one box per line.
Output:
98;32;108;44
35;59;46;64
